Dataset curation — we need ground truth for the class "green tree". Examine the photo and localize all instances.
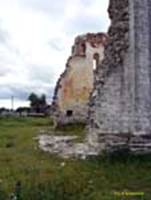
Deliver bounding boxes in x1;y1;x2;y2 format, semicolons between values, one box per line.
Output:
28;93;47;113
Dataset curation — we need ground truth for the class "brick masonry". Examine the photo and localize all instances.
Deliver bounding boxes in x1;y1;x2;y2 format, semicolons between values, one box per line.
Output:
87;0;151;154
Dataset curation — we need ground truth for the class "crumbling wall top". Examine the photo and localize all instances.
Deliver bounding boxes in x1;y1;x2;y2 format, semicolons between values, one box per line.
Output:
72;33;108;57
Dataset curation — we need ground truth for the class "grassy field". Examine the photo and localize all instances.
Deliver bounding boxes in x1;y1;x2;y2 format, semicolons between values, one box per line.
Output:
0;117;151;199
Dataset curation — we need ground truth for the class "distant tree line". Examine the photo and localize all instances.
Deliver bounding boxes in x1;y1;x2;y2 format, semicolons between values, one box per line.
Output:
0;93;51;117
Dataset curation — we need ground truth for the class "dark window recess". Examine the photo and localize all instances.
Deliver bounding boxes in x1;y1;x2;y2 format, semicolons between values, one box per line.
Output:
93;53;100;70
81;43;86;54
66;110;73;117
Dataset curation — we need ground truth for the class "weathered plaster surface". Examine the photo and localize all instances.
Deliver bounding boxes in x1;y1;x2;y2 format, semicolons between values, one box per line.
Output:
53;33;107;125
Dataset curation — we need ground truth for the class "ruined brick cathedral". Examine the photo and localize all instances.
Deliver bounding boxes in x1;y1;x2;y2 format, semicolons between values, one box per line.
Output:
40;0;151;157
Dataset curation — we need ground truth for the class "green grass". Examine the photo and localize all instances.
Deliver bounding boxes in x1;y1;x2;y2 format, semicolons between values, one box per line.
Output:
54;123;86;142
0;117;151;199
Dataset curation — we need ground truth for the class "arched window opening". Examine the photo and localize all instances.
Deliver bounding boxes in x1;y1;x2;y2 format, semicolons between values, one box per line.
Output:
93;53;99;70
93;59;97;70
81;43;86;54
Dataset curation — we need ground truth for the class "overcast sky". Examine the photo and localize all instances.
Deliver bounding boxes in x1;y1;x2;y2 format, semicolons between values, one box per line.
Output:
0;0;110;109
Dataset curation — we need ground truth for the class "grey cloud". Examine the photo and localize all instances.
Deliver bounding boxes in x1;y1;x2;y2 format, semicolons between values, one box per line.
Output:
0;51;19;77
0;84;28;100
0;87;12;98
48;39;64;52
0;27;9;45
80;0;94;6
28;64;55;84
20;0;66;18
65;14;108;35
0;0;109;107
0;20;10;47
0;68;9;76
0;83;54;101
0;21;21;62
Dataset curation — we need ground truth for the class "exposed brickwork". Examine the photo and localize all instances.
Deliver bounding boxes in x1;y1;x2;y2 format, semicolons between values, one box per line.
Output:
87;0;151;154
52;33;107;126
